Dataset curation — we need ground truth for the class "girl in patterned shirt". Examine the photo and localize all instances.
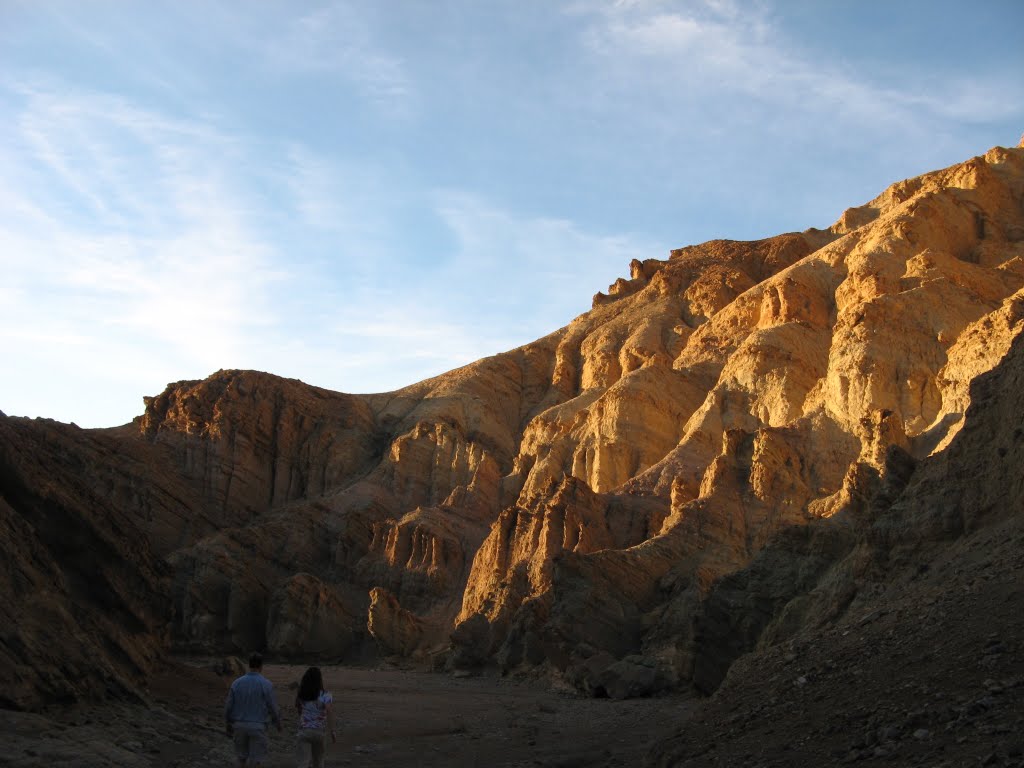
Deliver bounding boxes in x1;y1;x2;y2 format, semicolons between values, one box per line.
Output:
294;667;335;768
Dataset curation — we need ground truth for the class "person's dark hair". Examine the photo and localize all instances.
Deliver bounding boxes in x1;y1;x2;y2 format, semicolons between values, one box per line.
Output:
249;652;263;670
297;667;323;702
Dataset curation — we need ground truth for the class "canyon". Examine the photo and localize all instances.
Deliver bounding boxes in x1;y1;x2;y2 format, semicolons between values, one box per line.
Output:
2;140;1023;765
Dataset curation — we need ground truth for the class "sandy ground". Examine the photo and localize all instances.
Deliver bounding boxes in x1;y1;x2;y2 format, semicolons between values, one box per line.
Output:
0;661;694;768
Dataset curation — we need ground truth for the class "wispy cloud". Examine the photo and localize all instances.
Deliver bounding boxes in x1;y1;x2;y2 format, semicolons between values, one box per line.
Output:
0;75;654;423
572;0;1018;132
431;190;656;330
0;80;286;424
281;143;400;248
260;185;659;394
260;2;413;116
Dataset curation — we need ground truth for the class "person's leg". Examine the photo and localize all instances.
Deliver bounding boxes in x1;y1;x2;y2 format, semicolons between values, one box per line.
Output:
296;729;313;768
310;730;325;768
246;727;269;766
232;727;249;767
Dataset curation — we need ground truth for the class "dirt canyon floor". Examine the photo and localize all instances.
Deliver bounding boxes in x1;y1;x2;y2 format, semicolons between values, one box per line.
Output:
8;505;1021;768
0;662;692;768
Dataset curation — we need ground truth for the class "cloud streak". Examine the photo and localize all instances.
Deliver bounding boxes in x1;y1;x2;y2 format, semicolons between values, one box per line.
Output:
0;80;287;424
432;190;654;327
0;75;652;425
259;2;414;116
573;0;1019;133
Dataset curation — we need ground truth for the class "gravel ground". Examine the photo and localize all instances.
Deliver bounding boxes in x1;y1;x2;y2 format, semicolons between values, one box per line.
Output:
0;661;694;768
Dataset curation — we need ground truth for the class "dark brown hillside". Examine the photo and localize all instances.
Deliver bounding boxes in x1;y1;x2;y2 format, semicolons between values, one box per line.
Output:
0;417;172;710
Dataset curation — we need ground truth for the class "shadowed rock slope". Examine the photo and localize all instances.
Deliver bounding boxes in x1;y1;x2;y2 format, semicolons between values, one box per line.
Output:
645;308;1024;767
0;417;174;710
2;142;1023;712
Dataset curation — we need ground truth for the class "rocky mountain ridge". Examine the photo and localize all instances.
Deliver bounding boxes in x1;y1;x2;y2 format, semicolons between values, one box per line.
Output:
2;141;1023;716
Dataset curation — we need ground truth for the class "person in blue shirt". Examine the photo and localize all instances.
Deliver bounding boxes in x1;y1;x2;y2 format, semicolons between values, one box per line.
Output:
225;653;282;767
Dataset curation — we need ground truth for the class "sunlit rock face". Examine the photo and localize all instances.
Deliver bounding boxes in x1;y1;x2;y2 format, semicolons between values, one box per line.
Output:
450;144;1024;690
3;143;1024;709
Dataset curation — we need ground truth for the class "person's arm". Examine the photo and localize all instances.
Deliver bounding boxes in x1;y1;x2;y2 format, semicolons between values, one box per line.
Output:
265;680;282;732
326;701;336;743
224;687;235;735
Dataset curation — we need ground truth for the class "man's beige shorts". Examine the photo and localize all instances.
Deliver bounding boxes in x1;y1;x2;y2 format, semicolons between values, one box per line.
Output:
233;724;269;764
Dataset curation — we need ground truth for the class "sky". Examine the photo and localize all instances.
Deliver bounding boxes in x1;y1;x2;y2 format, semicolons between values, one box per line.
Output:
1;1;1022;428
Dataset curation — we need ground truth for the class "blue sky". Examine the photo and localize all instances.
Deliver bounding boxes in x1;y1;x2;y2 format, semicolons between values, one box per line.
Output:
2;0;1022;428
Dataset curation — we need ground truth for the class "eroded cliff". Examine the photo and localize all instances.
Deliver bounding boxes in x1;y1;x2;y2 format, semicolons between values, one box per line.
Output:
451;143;1024;692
